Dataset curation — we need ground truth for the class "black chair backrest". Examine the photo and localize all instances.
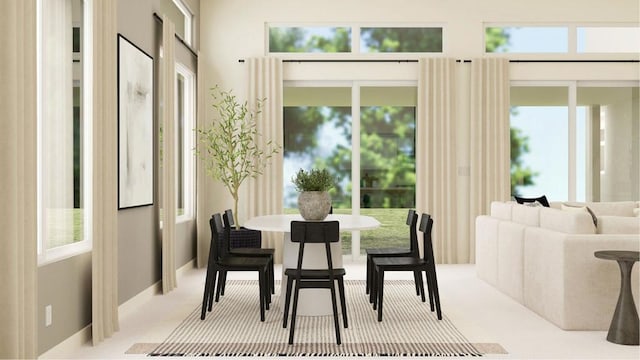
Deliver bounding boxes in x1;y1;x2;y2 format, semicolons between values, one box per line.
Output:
290;221;340;273
406;209;419;255
419;213;434;262
291;221;340;244
209;213;226;261
223;209;235;228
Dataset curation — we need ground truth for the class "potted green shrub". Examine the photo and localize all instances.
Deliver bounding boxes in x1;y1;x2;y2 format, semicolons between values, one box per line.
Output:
292;168;334;220
196;86;280;229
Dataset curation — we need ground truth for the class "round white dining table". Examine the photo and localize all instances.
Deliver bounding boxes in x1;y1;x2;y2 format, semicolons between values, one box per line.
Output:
244;214;380;316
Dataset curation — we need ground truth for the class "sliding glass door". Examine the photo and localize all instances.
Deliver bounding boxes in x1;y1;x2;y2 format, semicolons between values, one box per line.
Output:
283;83;417;260
510;82;639;202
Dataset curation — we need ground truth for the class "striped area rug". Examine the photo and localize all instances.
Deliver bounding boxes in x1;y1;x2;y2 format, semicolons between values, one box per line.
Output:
135;280;505;357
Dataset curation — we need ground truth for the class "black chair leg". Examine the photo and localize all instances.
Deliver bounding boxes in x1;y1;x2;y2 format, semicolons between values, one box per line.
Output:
425;269;435;311
220;271;227;296
417;271;426;303
283;275;294;328
258;270;265;321
270;259;275;294
215;271;224;302
377;269;385;322
329;279;342;345
413;270;422;296
201;266;215;320
429;265;442;320
366;256;372;295
288;280;301;345
207;269;218;311
338;277;348;328
371;267;378;310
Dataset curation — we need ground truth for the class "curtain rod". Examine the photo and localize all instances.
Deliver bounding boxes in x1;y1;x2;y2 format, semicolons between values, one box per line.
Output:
152;13;198;58
238;59;471;63
238;58;638;63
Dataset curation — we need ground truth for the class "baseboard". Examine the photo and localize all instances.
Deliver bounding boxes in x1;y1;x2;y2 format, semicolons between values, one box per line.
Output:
39;324;91;359
39;258;197;358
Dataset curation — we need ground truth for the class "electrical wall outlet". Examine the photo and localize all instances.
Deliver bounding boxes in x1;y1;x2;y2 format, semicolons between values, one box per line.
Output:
45;305;52;327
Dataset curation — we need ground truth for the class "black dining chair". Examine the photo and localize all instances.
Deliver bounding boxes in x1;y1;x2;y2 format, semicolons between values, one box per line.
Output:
282;221;348;345
200;213;271;322
370;213;442;322
365;209;423;301
218;209;275;296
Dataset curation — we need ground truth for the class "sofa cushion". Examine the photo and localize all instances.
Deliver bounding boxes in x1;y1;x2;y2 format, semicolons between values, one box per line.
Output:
539;207;596;234
512;203;541;226
633;208;640;217
490;201;512;220
515;195;550;207
597;216;640;234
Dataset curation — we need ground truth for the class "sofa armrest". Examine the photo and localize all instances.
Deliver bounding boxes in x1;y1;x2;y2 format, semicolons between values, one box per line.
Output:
523;228;640;330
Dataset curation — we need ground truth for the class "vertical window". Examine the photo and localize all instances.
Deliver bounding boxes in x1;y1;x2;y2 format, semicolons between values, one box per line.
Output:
159;0;193;45
510;86;569;200
175;64;195;220
37;0;91;262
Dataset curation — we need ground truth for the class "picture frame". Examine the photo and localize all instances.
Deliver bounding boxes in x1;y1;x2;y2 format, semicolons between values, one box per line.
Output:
117;34;154;209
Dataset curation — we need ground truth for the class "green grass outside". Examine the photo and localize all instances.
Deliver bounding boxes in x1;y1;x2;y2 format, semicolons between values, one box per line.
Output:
46;208;84;249
284;207;410;255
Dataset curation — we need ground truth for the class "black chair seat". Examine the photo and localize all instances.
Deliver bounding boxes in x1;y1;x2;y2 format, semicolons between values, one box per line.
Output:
366;247;410;256
284;268;346;279
373;256;425;268
218;256;271;269
231;248;275;256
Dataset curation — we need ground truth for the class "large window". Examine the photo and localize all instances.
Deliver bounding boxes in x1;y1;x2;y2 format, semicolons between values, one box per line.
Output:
283;85;416;258
510;83;639;202
37;0;91;263
176;64;195;220
269;25;443;54
486;25;640;54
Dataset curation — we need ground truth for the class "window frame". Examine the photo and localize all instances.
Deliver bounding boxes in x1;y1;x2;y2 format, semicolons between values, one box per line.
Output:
175;62;196;222
36;0;93;265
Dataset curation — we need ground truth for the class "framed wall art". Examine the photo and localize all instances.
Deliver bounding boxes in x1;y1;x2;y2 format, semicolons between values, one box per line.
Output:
117;34;154;209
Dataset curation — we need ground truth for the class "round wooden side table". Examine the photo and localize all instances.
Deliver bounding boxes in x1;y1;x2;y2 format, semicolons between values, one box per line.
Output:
594;250;639;345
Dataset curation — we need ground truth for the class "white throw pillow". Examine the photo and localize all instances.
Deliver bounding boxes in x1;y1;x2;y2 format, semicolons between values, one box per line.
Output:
561;203;598;228
634;208;640;217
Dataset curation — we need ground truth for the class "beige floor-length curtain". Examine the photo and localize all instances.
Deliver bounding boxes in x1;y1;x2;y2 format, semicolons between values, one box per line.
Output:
161;15;177;293
469;58;510;260
416;58;460;264
0;0;37;358
91;0;119;345
246;57;284;263
195;51;208;268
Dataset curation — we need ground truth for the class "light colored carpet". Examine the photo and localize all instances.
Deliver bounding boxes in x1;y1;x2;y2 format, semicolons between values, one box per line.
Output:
128;280;506;356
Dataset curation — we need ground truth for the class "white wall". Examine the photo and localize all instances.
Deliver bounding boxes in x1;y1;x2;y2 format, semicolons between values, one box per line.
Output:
199;0;640;261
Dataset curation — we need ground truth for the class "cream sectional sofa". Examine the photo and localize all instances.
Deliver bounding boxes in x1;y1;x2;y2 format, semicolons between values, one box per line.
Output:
476;201;640;330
